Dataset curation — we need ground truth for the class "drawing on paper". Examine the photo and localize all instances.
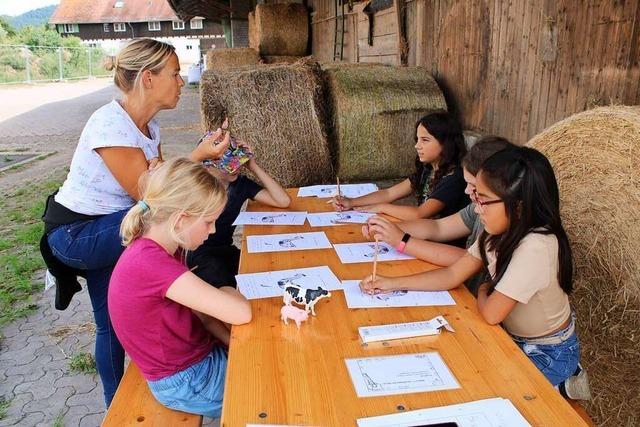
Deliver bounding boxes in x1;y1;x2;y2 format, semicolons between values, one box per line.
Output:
255;213;287;223
277;273;308;289
374;290;408;301
363;244;390;258
278;235;304;248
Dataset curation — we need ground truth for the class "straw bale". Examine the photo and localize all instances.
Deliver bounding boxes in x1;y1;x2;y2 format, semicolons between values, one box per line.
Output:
200;61;332;188
261;55;304;64
205;48;260;71
527;106;640;427
248;12;257;51
324;63;447;180
254;3;309;56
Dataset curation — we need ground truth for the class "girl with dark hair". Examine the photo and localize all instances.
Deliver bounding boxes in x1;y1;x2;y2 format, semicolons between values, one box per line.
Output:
360;146;591;400
331;111;468;221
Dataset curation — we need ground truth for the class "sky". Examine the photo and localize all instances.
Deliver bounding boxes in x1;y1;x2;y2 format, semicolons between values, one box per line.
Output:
0;0;60;16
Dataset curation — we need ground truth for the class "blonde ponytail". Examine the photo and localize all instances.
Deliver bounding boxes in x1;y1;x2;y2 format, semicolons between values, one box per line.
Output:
120;158;227;247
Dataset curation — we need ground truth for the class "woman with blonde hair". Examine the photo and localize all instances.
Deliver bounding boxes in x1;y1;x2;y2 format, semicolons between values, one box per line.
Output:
41;38;229;406
109;158;252;417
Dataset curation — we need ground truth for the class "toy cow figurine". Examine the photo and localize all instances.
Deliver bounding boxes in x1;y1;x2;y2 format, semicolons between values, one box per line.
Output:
280;304;308;328
283;285;331;316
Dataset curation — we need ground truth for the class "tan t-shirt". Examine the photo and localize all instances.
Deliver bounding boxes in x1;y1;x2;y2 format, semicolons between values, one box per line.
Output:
468;232;571;338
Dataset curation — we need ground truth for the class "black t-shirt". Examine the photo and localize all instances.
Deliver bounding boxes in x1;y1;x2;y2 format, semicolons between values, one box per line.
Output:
428;166;469;219
201;174;262;247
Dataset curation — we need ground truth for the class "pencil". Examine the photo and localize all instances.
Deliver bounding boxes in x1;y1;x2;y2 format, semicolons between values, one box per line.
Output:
336;176;341;199
372;237;379;282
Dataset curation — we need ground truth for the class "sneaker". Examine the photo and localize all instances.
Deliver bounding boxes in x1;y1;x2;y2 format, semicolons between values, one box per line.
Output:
564;369;592;401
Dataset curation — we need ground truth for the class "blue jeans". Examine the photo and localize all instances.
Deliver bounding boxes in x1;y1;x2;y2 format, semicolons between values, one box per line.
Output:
148;347;227;418
510;314;580;386
47;208;129;407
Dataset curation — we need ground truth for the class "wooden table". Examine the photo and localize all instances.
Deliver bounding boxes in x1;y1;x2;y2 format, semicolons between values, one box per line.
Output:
221;189;588;426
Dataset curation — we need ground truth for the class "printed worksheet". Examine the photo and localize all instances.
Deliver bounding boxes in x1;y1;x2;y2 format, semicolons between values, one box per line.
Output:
333;242;415;264
247;232;332;253
356;397;531;427
232;211;307;226
342;280;455;308
236;266;342;300
297;183;378;198
358;316;455;344
306;211;376;227
345;352;460;397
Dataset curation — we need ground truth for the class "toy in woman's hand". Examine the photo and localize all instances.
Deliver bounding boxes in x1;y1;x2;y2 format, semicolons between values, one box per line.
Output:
283;284;331;316
280;304;308;328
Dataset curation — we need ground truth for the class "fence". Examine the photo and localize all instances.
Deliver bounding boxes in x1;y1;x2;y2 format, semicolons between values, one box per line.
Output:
0;44;113;84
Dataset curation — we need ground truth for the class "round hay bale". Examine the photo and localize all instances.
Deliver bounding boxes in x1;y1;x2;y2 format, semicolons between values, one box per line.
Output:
200;61;332;188
527;106;640;427
261;55;304;64
324;63;447;180
248;12;257;51
254;3;309;56
205;48;260;71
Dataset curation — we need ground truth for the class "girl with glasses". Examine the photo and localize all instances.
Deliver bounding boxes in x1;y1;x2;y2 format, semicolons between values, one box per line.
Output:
360;146;590;400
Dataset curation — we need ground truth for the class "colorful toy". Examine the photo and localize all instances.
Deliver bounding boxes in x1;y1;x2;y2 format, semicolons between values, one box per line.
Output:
283;285;331;316
280;304;309;328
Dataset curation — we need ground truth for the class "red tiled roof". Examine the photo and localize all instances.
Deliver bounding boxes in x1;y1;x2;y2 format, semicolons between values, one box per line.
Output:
50;0;182;24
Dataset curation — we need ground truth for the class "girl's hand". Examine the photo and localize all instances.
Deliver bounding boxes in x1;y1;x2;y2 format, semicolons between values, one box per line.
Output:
221;117;229;130
359;274;396;295
198;129;231;159
359;203;384;214
366;216;403;247
331;195;352;212
361;223;372;240
147;157;163;170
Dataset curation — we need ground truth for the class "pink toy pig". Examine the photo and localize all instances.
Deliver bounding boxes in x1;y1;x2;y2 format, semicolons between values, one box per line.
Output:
280;304;309;329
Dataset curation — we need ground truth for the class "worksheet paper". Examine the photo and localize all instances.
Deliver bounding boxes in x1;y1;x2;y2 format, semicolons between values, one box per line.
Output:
358;316;455;344
232;211;307;226
342;280;455;308
333;242;415;264
306;211;376;227
345;352;460;397
236;266;342;300
247;232;332;253
297;183;379;198
356;397;531;427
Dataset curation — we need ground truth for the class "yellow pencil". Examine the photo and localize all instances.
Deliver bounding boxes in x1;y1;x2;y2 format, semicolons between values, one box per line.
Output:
372;237;379;282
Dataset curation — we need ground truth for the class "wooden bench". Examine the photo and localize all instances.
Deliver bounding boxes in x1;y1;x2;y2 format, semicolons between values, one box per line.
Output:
102;362;202;426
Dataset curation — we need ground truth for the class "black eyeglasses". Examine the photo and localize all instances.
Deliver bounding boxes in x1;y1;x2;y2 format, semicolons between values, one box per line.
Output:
472;189;503;213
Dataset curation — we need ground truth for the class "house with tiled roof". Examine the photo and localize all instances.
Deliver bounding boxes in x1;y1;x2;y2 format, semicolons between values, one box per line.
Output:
49;0;227;63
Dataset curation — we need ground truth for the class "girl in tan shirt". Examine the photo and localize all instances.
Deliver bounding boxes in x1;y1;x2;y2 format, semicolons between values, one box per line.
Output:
360;146;591;400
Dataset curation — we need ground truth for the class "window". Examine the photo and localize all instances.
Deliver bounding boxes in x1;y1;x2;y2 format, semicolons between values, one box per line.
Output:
63;23;79;33
114;23;126;32
172;20;185;30
190;18;203;29
148;21;161;31
103;23;110;32
186;45;193;50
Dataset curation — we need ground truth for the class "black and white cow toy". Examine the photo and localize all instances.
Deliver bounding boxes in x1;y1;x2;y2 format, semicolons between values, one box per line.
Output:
283;285;331;316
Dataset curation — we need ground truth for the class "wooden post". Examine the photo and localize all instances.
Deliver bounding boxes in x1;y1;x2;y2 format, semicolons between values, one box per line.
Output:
394;0;407;66
415;0;426;66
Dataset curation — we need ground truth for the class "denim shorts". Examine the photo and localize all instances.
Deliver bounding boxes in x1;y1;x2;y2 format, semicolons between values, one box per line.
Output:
509;314;580;386
147;346;227;418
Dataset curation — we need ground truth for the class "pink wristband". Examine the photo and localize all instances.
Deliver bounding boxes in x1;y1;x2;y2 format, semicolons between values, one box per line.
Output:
396;241;407;253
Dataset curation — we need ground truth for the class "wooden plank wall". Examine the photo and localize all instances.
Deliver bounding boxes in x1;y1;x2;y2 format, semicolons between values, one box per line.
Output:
307;0;640;144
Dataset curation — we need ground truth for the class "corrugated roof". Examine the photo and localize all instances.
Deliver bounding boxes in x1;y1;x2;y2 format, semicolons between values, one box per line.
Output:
50;0;182;24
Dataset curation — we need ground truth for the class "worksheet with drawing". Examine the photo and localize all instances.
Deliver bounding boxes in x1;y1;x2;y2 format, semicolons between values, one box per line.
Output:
235;266;342;300
333;242;415;264
297;183;379;198
345;352;460;397
306;211;376;227
246;232;332;253
342;280;455;308
356;397;531;427
232;211;307;226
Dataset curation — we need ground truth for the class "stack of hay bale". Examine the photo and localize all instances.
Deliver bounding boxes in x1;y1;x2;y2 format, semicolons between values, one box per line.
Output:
528;106;640;426
200;60;332;188
325;63;447;180
249;4;308;64
205;47;260;71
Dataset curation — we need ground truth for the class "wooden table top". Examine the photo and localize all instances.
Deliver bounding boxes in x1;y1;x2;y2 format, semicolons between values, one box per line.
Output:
221;189;588;427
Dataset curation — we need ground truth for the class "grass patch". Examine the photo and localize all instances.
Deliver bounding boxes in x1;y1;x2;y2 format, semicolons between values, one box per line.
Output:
0;395;10;420
68;352;96;374
0;175;64;328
